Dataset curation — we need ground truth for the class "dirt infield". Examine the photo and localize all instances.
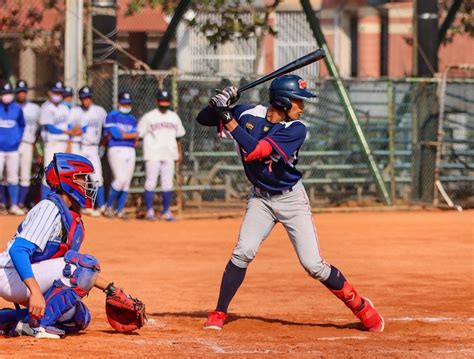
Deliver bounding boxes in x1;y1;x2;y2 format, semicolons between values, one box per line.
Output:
1;210;473;358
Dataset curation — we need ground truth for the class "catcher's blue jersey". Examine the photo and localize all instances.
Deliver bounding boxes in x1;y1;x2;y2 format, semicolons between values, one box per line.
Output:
231;104;307;193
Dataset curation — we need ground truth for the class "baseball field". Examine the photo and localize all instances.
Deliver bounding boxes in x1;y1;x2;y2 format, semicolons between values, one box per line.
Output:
0;209;472;358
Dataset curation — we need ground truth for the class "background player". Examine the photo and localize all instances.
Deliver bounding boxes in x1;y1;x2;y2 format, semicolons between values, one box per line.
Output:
196;75;384;332
103;92;139;219
63;86;81;154
0;153;141;338
0;82;25;215
39;81;77;198
69;86;107;216
15;80;41;209
138;90;186;221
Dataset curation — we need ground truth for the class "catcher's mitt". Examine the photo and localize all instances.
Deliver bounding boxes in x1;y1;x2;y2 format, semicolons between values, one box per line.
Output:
104;284;146;333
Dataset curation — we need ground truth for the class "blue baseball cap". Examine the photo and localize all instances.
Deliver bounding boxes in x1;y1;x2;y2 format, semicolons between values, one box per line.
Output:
118;91;132;104
63;87;74;97
51;81;64;93
79;86;93;99
0;82;14;95
16;80;28;93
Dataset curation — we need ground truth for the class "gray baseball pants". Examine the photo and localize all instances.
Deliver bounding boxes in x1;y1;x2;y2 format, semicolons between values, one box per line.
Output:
231;181;331;281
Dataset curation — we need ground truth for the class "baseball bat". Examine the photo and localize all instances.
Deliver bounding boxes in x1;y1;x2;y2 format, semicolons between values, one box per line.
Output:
237;48;326;94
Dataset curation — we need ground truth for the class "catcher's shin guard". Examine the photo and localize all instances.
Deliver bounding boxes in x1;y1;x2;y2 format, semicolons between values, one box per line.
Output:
329;281;384;332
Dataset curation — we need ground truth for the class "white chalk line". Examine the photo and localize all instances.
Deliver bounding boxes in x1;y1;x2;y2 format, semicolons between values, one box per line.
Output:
145;318;167;328
196;338;273;354
317;336;368;341
389;316;472;323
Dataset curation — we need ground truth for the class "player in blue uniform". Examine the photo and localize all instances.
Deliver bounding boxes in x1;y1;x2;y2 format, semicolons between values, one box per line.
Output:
103;92;139;219
196;75;384;332
0;153;134;338
0;82;26;215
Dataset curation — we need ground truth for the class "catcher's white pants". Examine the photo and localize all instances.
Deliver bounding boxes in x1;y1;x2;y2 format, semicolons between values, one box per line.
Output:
144;160;175;192
0;151;19;185
43;141;68;185
0;258;71;304
108;146;136;191
18;142;34;187
81;145;103;186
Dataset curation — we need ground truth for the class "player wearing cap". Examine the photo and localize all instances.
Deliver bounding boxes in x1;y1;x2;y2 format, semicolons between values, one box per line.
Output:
15;80;41;209
39;81;79;198
103;92;139;219
69;86;107;216
138;90;186;221
0;83;26;215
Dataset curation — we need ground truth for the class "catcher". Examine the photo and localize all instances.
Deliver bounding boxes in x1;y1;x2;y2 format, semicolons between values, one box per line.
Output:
0;153;145;338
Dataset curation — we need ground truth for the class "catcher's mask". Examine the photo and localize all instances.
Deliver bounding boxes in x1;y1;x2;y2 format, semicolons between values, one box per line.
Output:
45;153;98;209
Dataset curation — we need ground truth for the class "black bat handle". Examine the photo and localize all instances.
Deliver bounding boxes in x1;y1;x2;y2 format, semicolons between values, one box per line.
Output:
237;48;326;94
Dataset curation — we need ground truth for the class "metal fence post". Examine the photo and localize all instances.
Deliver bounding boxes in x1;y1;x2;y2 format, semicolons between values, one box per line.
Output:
388;80;396;204
112;62;119;108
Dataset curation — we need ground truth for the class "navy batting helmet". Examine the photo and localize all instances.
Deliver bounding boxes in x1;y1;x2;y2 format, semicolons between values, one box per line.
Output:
269;75;316;111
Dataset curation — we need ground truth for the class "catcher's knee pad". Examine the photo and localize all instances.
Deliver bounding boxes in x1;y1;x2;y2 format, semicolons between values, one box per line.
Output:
56;301;91;334
63;250;101;292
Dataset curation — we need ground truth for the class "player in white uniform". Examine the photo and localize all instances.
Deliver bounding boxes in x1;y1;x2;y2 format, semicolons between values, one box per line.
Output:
39;81;77;199
63;87;81;154
103;92;139;220
69;86;107;215
138;90;185;221
15;80;41;209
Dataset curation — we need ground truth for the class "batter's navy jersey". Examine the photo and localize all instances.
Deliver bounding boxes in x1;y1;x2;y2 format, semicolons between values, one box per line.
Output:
231;104;307;192
104;110;137;148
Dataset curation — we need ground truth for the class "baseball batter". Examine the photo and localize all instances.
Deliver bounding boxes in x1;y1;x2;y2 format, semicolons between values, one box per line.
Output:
103;92;139;219
15;80;41;208
69;86;107;215
138;90;186;221
196;75;384;332
0;82;26;215
0;153;143;338
39;81;75;199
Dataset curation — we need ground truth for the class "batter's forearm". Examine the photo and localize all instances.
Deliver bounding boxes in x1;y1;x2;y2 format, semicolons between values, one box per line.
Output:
227;122;259;153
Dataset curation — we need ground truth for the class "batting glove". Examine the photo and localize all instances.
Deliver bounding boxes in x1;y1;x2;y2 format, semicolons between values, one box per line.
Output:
209;86;240;108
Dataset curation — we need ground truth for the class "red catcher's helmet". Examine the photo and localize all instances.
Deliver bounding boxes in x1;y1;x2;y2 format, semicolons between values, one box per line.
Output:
45;153;97;209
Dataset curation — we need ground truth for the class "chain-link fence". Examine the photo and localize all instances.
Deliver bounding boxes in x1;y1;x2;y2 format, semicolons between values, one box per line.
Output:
88;63;474;211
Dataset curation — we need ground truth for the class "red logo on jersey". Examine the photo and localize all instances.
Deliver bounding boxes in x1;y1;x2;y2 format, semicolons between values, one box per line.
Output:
298;79;307;90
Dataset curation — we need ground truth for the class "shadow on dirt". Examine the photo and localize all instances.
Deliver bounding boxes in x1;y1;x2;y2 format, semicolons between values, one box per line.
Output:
149;311;363;331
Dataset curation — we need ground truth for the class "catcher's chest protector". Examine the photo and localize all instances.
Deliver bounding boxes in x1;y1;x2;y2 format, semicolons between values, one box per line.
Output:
31;192;85;263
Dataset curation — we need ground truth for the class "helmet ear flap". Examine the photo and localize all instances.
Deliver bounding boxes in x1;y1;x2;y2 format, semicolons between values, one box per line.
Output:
45;162;60;190
270;97;292;111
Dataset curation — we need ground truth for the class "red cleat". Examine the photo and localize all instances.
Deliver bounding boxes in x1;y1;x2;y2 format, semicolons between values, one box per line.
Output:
203;310;228;330
354;297;385;332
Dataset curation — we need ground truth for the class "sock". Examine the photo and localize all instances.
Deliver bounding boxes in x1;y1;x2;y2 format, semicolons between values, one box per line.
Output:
321;265;346;290
322;265;363;312
107;187;120;208
41;185;51;200
0;308;29;327
96;186;105;208
144;190;154;211
1;185;8;205
117;191;128;212
8;185;20;205
161;191;173;214
216;260;247;313
19;186;29;206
